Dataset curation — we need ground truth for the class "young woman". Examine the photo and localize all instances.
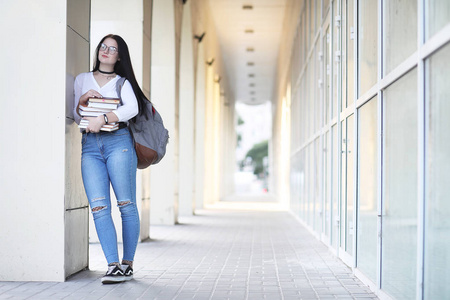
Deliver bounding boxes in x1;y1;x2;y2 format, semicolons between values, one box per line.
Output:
73;34;148;284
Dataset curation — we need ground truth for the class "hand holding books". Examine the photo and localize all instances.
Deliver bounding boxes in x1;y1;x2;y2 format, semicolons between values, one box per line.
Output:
78;97;121;132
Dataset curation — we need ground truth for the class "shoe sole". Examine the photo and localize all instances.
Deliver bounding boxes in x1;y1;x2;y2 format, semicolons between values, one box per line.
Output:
123;275;133;281
102;276;126;284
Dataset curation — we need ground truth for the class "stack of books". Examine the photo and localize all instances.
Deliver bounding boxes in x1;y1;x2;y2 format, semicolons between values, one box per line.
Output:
78;98;120;132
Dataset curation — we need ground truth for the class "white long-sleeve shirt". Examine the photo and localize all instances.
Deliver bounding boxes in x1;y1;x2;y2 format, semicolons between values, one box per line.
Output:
73;72;138;124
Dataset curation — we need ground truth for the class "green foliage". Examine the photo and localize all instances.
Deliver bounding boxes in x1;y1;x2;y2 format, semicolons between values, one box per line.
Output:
237;115;245;126
245;140;268;176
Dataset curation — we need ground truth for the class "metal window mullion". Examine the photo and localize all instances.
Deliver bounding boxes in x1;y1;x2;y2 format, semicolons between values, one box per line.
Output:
327;128;333;245
377;0;384;292
416;0;426;299
350;0;357;268
351;0;359;270
331;0;342;256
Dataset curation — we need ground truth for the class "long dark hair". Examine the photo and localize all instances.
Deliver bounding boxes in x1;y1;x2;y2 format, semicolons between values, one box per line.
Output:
92;34;148;120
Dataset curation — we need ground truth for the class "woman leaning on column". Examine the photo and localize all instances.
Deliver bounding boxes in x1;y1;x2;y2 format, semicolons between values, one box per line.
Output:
73;34;149;284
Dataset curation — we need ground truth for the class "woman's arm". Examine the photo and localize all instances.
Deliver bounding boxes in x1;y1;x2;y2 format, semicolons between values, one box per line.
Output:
111;80;139;122
73;74;102;124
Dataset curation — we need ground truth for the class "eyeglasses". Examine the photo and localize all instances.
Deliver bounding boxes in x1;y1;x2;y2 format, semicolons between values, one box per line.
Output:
99;43;118;55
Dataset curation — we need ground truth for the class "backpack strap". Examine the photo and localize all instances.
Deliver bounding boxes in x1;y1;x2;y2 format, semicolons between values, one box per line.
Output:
115;77;127;104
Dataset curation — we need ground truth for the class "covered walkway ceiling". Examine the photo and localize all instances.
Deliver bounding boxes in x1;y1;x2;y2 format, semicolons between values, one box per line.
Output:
208;0;287;105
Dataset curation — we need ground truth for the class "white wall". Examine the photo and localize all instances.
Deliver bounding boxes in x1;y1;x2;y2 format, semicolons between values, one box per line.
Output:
0;0;68;281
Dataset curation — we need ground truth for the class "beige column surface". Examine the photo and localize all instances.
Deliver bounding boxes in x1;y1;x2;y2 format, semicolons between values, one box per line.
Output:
178;0;196;216
65;0;91;279
150;0;179;225
0;0;70;281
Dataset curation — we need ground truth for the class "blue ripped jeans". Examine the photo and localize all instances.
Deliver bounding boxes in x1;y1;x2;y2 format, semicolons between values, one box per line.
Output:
81;127;139;265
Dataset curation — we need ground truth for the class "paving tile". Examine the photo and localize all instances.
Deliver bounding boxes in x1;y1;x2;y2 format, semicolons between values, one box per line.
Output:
0;209;378;300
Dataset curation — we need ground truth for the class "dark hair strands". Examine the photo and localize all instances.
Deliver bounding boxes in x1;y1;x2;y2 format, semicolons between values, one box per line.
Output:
93;34;149;121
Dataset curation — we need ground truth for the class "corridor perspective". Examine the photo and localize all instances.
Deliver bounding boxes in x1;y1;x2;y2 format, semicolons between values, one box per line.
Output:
1;0;450;299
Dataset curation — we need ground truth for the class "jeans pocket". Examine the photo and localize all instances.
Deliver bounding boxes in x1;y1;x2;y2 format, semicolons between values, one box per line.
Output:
81;134;87;146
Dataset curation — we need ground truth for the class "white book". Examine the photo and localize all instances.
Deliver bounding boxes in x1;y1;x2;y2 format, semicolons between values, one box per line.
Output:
79;111;105;117
80;105;114;113
88;102;118;110
78;124;119;132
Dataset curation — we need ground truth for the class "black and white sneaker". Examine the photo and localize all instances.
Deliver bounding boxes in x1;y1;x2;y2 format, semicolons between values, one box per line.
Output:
101;265;125;284
121;264;134;281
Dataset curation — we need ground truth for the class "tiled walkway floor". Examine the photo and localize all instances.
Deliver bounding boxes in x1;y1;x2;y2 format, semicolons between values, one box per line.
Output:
0;203;378;299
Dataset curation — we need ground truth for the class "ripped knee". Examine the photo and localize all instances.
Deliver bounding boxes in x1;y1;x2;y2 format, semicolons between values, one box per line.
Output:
90;196;107;213
118;200;131;207
92;206;107;213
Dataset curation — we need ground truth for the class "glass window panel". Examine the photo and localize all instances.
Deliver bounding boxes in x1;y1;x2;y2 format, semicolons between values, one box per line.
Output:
300;149;306;220
309;62;315;136
346;0;355;108
316;0;321;33
308;144;315;227
325;131;331;238
358;0;378;96
325;26;331;124
341;0;347;113
426;1;450;39
332;1;339;118
307;65;313;138
332;124;339;248
302;79;307;145
290;154;300;216
382;69;418;299
301;13;306;66
315;41;322;130
311;0;316;38
357;97;378;282
323;0;330;20
346;114;355;255
306;1;311;51
291;92;295;149
425;42;450;299
340;120;346;249
304;147;310;223
383;0;417;75
314;138;322;232
305;145;310;225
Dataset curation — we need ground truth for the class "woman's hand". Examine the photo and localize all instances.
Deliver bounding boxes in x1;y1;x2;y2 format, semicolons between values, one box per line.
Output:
83;116;105;133
76;90;102;117
79;90;102;107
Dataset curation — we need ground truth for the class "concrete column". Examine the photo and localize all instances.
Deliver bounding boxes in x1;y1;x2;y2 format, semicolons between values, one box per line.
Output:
0;0;88;281
203;66;215;205
213;80;221;201
179;1;195;216
194;43;206;211
141;0;152;240
65;0;91;278
89;0;150;242
220;93;236;199
150;0;179;224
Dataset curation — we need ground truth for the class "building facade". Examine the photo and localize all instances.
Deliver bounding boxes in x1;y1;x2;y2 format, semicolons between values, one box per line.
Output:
272;0;450;299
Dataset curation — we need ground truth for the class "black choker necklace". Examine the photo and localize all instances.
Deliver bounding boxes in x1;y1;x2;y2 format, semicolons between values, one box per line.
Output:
98;69;115;74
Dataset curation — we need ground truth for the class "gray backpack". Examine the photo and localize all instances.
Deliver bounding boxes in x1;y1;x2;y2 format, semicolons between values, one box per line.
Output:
116;77;169;168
